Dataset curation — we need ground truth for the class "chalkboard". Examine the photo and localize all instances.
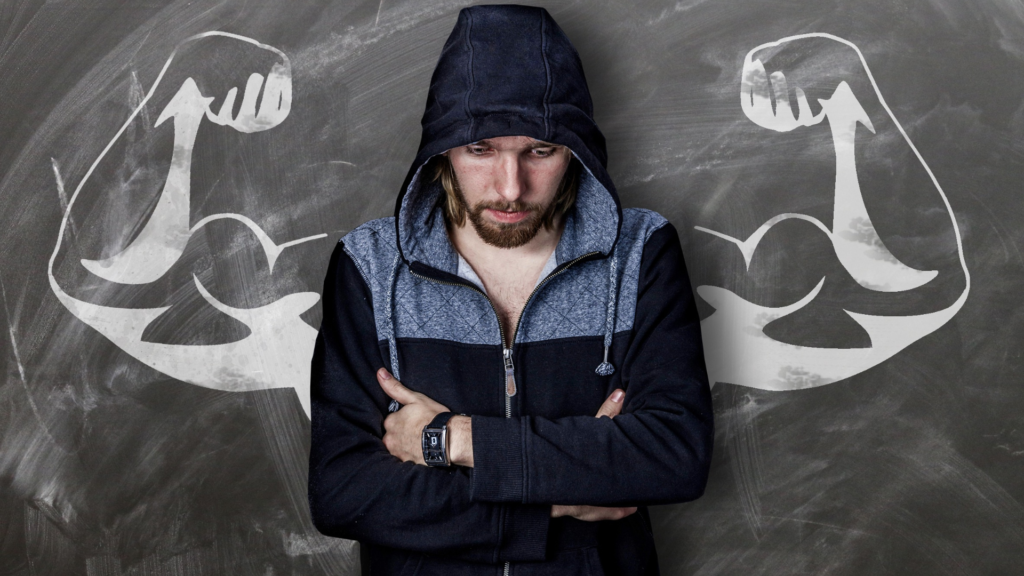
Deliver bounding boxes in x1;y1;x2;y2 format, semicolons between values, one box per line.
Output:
2;0;1022;574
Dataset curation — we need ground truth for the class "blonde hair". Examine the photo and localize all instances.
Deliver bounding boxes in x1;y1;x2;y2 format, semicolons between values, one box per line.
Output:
431;150;580;230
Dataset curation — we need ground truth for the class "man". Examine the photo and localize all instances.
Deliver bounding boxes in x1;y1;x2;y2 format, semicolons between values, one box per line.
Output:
308;5;713;575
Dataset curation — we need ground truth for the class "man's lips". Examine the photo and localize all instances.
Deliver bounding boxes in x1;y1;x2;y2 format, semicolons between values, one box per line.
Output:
485;208;531;223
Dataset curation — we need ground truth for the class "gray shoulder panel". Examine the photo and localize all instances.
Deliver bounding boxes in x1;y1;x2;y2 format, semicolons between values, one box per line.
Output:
515;208;668;343
342;217;501;346
341;217;399;303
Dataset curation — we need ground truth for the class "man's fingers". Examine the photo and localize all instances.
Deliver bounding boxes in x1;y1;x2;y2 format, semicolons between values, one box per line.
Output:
594;388;625;419
598;506;637;521
586;505;635;521
554;504;637;522
377;368;419;404
616;506;638;520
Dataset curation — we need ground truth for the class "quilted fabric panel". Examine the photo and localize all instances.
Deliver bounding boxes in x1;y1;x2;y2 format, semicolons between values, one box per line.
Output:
392;268;501;344
342;217;500;346
516;208;667;343
341;209;666;346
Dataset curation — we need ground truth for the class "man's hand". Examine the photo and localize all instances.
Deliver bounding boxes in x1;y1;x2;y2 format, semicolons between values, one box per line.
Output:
594;388;625;419
550;388;638;521
378;368;450;466
550;504;637;521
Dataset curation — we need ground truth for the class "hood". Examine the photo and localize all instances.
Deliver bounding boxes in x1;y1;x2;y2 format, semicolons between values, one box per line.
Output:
393;4;622;274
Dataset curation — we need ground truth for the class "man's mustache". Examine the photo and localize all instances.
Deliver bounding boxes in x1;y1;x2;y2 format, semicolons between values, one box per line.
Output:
470;200;541;220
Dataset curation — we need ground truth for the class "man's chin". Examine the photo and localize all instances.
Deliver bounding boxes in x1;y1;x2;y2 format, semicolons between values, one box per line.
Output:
470;220;541;249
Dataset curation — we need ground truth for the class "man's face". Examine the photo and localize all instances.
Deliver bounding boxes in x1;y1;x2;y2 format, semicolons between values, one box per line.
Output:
447;135;571;248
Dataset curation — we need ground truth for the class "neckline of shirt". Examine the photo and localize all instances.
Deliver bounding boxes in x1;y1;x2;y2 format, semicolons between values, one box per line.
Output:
455;249;559;296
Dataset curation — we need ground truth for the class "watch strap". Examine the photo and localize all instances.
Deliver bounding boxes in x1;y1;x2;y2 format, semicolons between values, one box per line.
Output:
427;411;458;429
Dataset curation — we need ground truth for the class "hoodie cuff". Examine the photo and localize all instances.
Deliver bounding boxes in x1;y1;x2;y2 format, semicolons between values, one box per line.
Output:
498;502;551;562
470;415;525;503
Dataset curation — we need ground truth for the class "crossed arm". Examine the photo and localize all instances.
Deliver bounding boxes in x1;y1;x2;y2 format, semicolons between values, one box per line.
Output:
309;225;713;562
375;366;637;522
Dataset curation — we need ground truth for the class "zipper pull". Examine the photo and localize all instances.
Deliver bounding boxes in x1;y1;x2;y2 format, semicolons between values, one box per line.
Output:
503;348;517;397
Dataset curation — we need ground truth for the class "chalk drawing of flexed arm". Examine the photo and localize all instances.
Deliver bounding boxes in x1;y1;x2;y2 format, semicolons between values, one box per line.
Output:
48;32;326;416
695;34;970;391
703;34;940;292
79;32;321;284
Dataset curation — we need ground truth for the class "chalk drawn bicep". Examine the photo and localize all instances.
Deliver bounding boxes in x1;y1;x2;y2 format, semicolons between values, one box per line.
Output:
696;34;969;392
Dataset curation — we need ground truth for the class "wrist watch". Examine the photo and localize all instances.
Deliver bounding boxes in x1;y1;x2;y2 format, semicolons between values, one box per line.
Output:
422;412;464;467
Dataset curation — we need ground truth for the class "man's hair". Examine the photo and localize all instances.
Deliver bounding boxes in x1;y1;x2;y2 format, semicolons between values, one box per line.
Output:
430;151;581;230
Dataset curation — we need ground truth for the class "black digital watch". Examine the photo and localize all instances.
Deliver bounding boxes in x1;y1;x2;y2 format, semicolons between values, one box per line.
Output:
422;412;464;467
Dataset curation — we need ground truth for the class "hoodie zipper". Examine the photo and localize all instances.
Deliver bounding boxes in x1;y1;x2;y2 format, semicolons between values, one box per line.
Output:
503;348;515;417
409;250;600;575
499;250;600;415
410;250;599;417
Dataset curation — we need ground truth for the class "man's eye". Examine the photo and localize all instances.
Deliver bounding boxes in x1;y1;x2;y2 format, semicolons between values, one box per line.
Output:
531;147;557;157
468;146;489;155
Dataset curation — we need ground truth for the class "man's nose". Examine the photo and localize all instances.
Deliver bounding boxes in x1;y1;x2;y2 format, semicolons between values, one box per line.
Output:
493;154;527;203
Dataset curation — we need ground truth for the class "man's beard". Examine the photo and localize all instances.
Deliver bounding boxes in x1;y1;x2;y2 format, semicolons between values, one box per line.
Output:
454;190;557;249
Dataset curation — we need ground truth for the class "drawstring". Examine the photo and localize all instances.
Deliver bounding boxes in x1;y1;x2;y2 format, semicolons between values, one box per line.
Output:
385;254;403;413
595;254;618;376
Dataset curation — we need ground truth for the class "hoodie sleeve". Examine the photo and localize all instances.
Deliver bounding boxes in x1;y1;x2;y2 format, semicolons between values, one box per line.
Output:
308;242;551;562
469;223;714;506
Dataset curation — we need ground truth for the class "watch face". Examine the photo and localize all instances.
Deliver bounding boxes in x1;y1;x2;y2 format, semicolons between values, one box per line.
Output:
423;429;445;464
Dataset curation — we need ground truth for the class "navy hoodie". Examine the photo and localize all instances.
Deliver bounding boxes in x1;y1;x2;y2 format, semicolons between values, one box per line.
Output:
308;5;714;575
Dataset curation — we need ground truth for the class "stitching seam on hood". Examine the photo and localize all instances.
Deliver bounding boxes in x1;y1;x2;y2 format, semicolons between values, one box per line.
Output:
463;10;475;143
541;13;551;140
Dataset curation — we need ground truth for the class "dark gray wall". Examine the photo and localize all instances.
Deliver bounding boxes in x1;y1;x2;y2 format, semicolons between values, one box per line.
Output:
2;0;1023;574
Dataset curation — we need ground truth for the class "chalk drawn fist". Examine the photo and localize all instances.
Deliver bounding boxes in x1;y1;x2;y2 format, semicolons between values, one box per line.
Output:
154;32;292;134
199;45;291;133
741;46;826;132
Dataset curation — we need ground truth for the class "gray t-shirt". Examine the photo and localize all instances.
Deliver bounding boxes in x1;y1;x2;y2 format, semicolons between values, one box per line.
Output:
455;250;558;295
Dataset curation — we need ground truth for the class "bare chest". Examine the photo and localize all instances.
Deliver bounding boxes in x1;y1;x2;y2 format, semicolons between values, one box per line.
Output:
476;268;540;345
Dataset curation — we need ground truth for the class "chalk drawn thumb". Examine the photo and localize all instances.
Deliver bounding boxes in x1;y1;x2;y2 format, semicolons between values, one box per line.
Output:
48;31;324;417
696;33;970;391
